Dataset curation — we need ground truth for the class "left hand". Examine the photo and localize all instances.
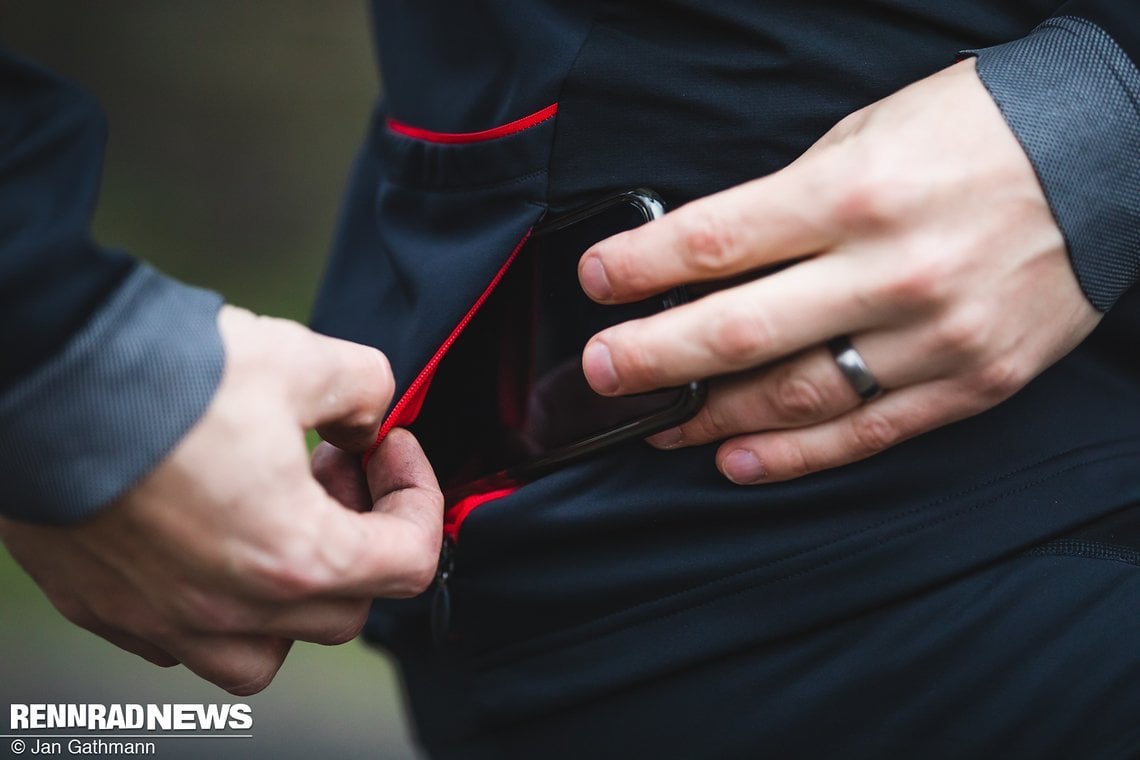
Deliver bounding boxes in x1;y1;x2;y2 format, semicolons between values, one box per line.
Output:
578;58;1102;485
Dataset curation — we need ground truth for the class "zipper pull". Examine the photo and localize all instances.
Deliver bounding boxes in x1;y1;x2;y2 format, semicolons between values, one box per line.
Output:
431;536;454;646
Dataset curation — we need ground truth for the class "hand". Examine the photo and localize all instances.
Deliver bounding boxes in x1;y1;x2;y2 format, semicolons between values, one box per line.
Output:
0;306;442;695
578;59;1101;484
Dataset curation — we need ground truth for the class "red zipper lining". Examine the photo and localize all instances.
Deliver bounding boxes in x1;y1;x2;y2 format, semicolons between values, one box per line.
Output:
386;103;558;145
366;229;533;462
444;486;519;542
364;230;533;540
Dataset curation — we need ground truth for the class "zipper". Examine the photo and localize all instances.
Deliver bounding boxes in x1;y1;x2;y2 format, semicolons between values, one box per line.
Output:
364;229;533;466
431;535;455;645
429;485;522;643
361;230;535;643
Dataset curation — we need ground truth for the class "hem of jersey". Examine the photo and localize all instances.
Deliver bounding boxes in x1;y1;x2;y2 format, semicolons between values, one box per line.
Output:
964;15;1140;311
0;264;225;523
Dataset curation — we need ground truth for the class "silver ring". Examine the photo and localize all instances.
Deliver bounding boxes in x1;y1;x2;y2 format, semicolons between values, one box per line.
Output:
827;336;883;400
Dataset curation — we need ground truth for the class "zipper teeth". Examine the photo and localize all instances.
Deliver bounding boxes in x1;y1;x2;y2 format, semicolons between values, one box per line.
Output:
365;229;534;464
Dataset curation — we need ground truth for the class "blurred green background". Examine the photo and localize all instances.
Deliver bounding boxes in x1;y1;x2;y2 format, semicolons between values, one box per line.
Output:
0;3;421;758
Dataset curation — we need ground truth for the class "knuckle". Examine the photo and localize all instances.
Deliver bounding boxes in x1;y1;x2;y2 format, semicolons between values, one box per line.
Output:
877;248;953;311
243;546;326;602
323;606;370;645
55;598;96;630
171;587;249;633
676;206;739;274
849;410;900;455
225;676;271;697
338;403;386;439
221;642;290;697
600;241;648;295
933;306;989;359
835;172;907;232
706;309;771;366
223;664;278;697
769;368;828;422
768;437;814;480
263;316;312;356
689;404;732;442
610;331;661;388
309;443;339;482
264;563;323;601
972;357;1027;403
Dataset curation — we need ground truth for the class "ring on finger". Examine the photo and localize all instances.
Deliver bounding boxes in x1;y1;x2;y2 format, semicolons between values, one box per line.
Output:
826;335;883;400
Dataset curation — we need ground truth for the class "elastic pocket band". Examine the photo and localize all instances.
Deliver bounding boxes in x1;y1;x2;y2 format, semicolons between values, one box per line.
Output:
386;103;558;144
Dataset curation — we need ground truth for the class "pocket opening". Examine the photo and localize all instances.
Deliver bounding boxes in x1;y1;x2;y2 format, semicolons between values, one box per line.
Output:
366;228;534;462
386;103;558;145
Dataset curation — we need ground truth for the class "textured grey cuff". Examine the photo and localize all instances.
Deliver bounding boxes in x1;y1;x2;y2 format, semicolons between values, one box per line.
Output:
968;16;1140;312
0;265;224;524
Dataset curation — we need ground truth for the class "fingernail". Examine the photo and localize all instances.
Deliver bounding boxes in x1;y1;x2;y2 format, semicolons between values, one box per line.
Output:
582;340;619;394
580;254;613;301
723;449;766;484
647;427;683;449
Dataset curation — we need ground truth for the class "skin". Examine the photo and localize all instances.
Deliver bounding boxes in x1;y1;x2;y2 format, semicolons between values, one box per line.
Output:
0;306;443;695
579;59;1102;484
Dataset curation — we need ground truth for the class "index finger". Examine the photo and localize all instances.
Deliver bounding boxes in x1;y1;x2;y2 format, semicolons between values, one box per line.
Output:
579;158;838;303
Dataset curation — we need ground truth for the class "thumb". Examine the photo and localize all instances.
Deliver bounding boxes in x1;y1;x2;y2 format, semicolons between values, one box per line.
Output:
282;326;395;453
218;307;395;452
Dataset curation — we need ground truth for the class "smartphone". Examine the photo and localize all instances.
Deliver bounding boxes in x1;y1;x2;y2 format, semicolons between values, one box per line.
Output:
440;189;706;498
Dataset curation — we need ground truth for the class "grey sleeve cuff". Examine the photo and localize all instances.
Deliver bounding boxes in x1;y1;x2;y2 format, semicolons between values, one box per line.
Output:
967;16;1140;312
0;264;225;524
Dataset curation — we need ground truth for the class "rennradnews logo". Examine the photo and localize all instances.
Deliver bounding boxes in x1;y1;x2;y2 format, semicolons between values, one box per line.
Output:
10;703;253;731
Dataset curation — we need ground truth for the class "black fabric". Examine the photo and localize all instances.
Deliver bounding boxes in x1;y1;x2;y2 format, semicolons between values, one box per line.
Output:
548;0;1060;209
444;545;1140;759
1058;0;1140;64
370;0;601;134
1030;498;1140;562
0;50;134;392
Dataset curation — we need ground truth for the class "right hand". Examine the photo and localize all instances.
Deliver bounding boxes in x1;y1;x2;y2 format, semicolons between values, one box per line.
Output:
0;306;443;695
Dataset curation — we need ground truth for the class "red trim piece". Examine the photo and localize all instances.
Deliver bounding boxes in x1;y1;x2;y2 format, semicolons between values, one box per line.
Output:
444;487;519;542
386;103;558;145
364;229;534;466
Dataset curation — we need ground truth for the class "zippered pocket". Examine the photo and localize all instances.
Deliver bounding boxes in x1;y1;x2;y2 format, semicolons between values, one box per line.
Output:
360;226;536;643
364;229;532;468
317;99;560;645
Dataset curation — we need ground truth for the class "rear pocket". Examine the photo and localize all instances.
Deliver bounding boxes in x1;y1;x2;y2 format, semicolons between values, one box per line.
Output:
1024;500;1140;566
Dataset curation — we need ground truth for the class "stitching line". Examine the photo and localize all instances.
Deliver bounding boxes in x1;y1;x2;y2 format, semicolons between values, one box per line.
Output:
1025;539;1140;567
